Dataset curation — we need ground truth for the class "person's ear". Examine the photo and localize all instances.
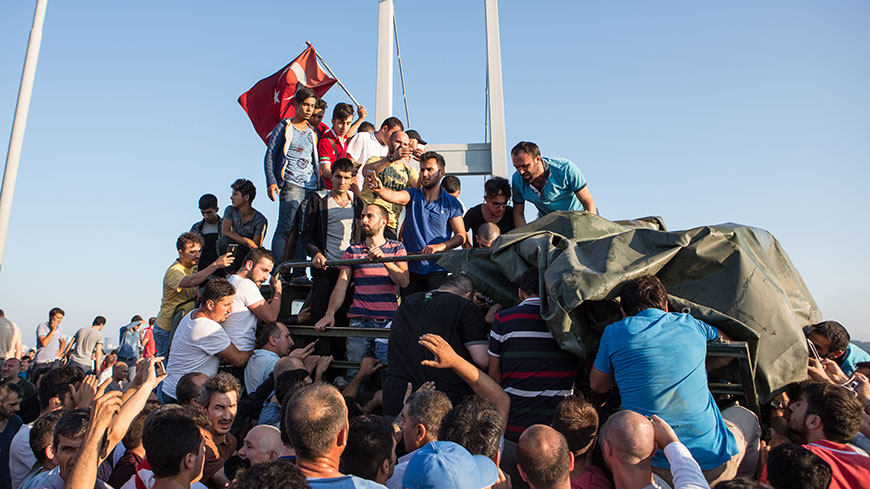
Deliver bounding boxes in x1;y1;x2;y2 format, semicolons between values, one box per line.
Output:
517;463;529;483
415;424;427;446
568;451;575;472
830;349;845;359
337;425;348;449
663;302;669;313
378;458;390;478
806;413;822;432
44;445;54;461
184;452;197;470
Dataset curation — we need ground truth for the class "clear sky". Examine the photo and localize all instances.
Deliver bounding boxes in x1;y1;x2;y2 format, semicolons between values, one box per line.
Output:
1;1;868;348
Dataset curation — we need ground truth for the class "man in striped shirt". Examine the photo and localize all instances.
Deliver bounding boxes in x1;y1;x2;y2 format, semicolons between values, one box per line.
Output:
315;203;409;377
488;266;579;443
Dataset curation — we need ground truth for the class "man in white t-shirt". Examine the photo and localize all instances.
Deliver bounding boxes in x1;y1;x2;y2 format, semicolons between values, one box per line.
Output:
223;248;283;352
161;278;253;402
346;117;403;194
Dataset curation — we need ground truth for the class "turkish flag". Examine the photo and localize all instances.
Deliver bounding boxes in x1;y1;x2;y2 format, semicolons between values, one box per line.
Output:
238;45;337;143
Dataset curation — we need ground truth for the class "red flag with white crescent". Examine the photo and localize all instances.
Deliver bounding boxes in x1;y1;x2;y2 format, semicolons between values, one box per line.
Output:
238;45;337;143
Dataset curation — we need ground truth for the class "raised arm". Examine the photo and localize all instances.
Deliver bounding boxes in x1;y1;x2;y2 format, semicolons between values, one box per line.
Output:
368;173;411;206
248;277;283;324
177;253;234;288
420;334;510;430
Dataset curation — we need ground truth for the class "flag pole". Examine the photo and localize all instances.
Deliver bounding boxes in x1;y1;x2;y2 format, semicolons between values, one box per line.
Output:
305;41;361;108
0;0;48;275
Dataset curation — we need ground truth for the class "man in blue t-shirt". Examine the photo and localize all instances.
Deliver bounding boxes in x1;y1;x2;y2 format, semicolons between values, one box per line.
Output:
590;275;760;486
367;151;467;296
806;320;870;377
510;141;597;228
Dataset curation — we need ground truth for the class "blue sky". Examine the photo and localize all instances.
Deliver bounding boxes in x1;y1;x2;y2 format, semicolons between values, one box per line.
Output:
1;1;868;347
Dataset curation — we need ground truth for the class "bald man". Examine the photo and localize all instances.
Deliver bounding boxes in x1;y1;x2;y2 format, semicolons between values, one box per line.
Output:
239;425;283;465
517;425;573;489
601;411;709;489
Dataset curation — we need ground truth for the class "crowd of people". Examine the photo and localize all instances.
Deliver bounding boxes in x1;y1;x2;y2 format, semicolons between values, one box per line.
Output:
1;88;869;489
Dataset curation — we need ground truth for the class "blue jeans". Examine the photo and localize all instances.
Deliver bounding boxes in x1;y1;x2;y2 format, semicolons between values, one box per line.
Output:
270;183;314;265
153;327;171;359
346;317;390;380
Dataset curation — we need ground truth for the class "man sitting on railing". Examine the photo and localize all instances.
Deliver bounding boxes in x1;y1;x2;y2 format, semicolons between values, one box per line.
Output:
314;203;409;381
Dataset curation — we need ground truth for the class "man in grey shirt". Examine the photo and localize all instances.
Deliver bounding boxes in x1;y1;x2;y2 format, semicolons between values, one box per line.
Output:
0;310;22;359
67;316;105;374
34;307;66;365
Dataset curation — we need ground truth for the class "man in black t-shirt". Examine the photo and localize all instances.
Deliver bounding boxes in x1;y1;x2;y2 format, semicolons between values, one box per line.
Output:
463;176;515;247
383;275;490;417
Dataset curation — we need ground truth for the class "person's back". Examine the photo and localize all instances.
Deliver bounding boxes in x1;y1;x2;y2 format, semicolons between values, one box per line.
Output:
385;286;488;415
489;270;578;442
0;316;20;360
68;319;105;373
594;308;733;469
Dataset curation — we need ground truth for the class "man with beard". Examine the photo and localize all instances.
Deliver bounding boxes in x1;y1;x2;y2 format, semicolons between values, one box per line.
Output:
314;204;408;378
367;152;466;296
510;141;597;227
0;383;23;489
780;382;870;489
197;373;241;489
224;248;283;354
161;279;252;403
1;359;34;399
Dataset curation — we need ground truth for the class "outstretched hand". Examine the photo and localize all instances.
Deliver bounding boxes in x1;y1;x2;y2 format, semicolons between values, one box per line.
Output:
419;334;460;370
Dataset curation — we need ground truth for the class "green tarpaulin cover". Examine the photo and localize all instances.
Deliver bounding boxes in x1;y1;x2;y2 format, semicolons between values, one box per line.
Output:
438;211;820;402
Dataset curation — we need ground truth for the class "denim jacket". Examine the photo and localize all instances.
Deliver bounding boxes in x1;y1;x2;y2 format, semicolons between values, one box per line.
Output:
264;119;320;188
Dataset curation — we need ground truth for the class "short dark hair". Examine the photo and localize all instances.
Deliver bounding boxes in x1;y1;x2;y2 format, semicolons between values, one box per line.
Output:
275;369;310;405
176;372;206;405
53;409;90;447
518;267;540;296
419;151;446;170
231;178;257;204
517;425;571;489
802;382;863;442
122;401;160;449
202;278;236;307
92;316;106;326
341;415;394;482
358;122;375;133
332;158;354;176
30;410;65;462
551;396;598;457
314;98;327;111
511;141;541;159
242;247;274;270
48;307;64;319
766;443;832;489
808;321;850;355
365;203;389;222
484;177;511;199
441;175;461;193
38;366;84;410
198;194;218;210
405;390;452;435
439;274;475;297
197;372;241;408
142;410;203;478
620;275;667;316
332;103;353;121
0;382;22;400
714;478;767;489
131;315;143;322
256;322;284;350
176;232;203;252
295;88;316;105
234;460;311;489
379;117;404;131
284;383;347;460
438;396;502;460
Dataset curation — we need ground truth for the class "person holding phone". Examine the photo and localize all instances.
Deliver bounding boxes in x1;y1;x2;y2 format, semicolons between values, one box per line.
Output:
218;178;268;275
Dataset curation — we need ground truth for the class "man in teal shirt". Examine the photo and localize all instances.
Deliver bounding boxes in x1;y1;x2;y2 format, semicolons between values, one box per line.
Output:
510;141;597;227
807;320;870;376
